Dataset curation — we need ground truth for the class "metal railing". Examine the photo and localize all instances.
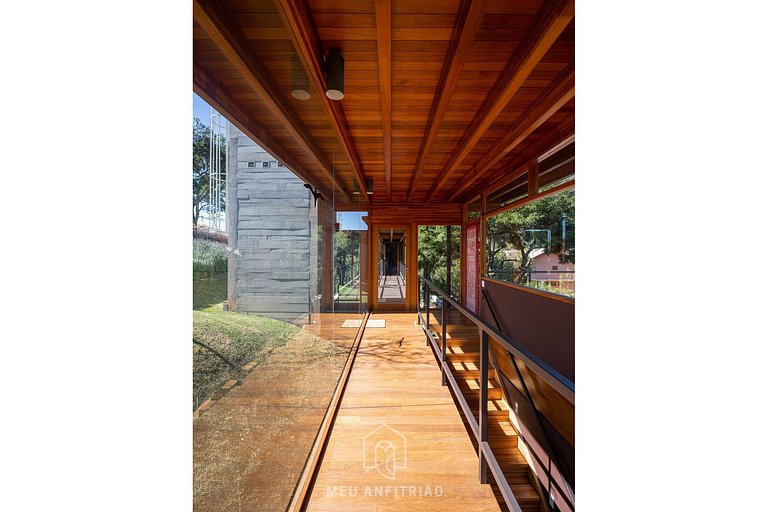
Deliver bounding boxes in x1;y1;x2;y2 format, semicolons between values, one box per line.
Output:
417;275;575;512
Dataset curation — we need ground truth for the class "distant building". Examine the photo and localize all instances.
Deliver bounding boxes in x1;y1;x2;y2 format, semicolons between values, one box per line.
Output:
529;248;575;294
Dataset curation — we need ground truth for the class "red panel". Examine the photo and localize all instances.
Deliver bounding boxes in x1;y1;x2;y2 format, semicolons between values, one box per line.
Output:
465;222;480;313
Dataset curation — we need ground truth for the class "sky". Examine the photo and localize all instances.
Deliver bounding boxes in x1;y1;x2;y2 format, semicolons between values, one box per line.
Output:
193;92;212;126
337;211;368;231
195;93;369;227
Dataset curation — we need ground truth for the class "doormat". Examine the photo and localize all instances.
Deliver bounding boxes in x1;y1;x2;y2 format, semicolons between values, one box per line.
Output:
340;318;387;328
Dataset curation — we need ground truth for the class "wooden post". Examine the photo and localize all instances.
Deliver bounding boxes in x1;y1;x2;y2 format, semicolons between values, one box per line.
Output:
322;224;333;312
528;159;539;198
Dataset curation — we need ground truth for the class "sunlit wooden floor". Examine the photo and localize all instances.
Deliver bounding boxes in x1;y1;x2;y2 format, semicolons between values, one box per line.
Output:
306;312;500;511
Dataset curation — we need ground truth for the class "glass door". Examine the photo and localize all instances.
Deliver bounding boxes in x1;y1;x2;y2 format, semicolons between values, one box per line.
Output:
376;227;407;307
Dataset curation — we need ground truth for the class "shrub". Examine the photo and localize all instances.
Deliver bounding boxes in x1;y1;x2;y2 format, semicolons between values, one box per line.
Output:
193;224;229;244
193;238;228;273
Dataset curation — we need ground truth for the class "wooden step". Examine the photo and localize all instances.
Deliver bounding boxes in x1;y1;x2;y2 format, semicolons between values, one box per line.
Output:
450;368;496;380
459;382;503;400
492;482;542;512
445;350;480;362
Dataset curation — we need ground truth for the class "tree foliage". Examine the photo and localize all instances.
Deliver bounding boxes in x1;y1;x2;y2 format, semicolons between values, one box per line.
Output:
193;118;227;226
334;229;360;288
418;225;461;301
486;189;575;284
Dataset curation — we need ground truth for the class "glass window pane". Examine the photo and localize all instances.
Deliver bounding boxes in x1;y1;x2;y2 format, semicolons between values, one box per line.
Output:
485;189;575;298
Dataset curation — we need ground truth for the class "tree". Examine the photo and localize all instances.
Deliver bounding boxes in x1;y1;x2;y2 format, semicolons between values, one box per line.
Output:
486;189;575;284
418;225;461;300
193;118;227;226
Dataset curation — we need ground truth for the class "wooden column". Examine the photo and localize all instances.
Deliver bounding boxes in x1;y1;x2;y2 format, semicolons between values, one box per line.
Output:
528;159;539;198
322;225;333;311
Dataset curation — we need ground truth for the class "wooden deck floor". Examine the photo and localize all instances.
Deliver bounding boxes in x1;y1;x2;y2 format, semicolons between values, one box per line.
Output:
306;312;500;511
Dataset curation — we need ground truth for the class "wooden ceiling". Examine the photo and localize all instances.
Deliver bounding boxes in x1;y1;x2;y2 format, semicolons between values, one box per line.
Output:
193;0;575;207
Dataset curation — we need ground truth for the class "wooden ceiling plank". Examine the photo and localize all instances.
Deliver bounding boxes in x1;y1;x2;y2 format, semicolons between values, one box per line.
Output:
375;0;392;201
447;62;574;201
193;63;334;200
457;117;575;202
424;0;574;202
275;0;369;201
193;0;351;201
406;0;486;202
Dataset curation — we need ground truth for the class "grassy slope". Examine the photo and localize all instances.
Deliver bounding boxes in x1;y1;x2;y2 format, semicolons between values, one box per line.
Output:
193;301;301;408
193;239;303;408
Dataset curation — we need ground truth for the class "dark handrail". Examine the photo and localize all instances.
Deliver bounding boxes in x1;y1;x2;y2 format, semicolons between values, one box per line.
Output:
419;275;574;403
420;274;575;510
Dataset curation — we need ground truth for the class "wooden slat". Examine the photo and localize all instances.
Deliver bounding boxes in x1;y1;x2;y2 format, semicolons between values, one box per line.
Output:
375;0;393;200
275;0;369;201
193;63;334;200
448;62;575;201
424;0;574;201
465;118;575;202
193;0;352;201
406;0;486;202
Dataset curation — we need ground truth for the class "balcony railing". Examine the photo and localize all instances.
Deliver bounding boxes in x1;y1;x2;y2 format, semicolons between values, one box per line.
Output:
417;274;575;512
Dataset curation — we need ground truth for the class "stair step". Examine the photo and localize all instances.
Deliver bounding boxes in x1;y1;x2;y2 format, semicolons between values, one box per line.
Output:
450;368;495;380
445;338;481;346
445;350;480;362
460;384;502;400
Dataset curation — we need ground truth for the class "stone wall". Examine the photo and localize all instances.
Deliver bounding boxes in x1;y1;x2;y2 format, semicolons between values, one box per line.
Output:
227;124;320;323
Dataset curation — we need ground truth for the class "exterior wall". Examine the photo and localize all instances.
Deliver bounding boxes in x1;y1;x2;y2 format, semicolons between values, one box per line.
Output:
530;253;575;282
227;124;316;323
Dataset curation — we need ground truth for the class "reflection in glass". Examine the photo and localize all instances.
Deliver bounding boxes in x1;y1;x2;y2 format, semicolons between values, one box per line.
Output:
377;228;407;305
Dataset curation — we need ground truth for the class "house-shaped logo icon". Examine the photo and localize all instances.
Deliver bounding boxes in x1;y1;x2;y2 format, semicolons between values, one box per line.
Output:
363;424;407;479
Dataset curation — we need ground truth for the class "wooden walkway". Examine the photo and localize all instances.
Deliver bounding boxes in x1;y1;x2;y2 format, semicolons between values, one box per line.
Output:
305;312;501;511
378;275;406;303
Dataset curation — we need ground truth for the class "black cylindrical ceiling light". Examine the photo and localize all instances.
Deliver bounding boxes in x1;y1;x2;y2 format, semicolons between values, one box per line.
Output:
325;50;345;101
291;53;310;101
365;177;374;195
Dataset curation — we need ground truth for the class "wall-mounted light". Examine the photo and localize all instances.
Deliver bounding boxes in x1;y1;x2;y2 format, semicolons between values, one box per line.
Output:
291;53;310;101
365;177;374;195
303;183;322;206
352;181;360;195
325;50;345;101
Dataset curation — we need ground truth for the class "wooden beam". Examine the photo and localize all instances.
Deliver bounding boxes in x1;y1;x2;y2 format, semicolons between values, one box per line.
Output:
275;0;368;202
406;0;485;202
424;0;574;202
527;160;539;198
447;62;574;201
193;0;352;202
375;0;392;201
457;117;574;203
193;63;334;201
